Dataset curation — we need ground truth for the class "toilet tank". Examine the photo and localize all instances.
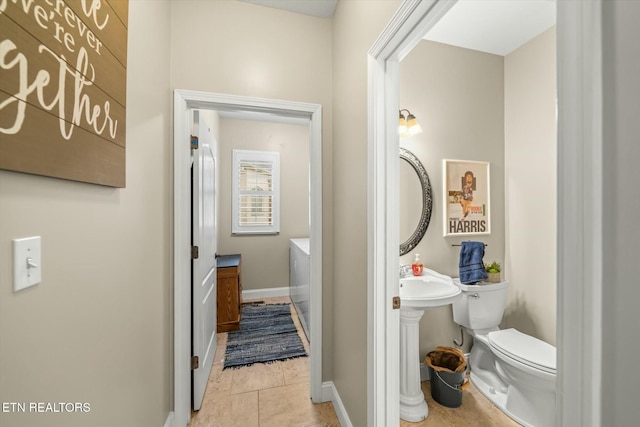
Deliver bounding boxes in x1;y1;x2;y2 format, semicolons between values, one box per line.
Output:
452;280;509;330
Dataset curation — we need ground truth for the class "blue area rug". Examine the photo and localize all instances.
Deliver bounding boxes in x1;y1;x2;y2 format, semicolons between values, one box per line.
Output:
223;304;308;369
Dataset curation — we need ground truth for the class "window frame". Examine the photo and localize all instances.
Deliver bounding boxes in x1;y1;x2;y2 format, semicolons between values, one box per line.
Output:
231;149;280;235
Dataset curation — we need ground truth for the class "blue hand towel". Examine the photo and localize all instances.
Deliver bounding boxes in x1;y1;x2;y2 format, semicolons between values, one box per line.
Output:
459;241;488;284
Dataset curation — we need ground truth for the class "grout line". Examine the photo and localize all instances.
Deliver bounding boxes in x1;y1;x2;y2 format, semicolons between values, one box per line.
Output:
200;295;321;426
257;387;261;427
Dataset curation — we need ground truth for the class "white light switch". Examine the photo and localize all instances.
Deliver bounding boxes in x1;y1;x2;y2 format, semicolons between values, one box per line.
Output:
13;236;42;292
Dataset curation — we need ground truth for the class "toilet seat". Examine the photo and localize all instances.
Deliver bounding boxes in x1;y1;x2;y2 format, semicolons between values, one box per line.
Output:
488;328;556;374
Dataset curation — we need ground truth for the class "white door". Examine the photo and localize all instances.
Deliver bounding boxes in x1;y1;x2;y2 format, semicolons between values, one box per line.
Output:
192;111;217;411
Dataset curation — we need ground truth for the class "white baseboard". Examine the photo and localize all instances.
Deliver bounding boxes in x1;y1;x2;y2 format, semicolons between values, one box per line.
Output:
322;381;353;427
242;286;290;300
315;364;440;427
163;411;174;427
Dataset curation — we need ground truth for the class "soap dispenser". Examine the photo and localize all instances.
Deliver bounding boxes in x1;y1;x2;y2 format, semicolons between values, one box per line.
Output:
412;254;424;276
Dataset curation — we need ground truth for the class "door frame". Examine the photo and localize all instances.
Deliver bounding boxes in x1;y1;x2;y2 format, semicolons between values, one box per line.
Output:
367;1;603;426
173;90;323;427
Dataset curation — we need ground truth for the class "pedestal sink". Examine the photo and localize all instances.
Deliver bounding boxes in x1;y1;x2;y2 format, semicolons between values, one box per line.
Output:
399;268;461;422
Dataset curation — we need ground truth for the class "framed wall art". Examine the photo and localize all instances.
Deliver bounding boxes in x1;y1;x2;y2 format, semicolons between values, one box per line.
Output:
443;159;490;236
0;0;129;187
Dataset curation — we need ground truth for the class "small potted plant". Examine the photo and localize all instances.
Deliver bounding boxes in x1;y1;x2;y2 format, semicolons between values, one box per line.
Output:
484;261;501;283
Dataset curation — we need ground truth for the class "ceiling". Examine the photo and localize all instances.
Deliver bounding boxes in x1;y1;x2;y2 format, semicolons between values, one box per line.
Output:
240;0;338;18
241;0;556;57
423;0;556;56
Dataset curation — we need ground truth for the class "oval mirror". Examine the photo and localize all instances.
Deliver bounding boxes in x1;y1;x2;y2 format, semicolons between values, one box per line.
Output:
399;148;433;256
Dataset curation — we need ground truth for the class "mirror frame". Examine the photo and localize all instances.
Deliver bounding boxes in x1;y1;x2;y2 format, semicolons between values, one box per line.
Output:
399;147;433;256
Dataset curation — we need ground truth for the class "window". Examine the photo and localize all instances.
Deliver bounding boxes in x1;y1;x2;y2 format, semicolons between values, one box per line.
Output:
232;149;280;235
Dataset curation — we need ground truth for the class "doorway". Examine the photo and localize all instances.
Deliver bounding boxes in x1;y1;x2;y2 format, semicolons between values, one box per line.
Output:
173;91;324;427
367;1;604;426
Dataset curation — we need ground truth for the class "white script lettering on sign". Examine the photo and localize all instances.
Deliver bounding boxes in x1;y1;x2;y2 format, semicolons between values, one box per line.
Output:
0;0;128;187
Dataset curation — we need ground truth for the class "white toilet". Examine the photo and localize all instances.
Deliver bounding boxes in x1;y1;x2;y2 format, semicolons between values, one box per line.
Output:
452;279;556;427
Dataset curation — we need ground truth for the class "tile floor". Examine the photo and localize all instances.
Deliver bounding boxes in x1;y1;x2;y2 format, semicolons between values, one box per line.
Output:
189;297;340;427
400;379;521;427
190;297;520;427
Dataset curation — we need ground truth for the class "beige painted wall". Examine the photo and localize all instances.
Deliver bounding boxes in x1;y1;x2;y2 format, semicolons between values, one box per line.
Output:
332;1;401;425
169;0;335;379
398;29;558;354
0;1;173;426
399;40;506;355
2;1;639;425
602;2;640;423
503;27;557;345
217;118;310;290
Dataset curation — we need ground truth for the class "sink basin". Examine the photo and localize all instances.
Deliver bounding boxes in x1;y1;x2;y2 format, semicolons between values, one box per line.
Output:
399;268;461;309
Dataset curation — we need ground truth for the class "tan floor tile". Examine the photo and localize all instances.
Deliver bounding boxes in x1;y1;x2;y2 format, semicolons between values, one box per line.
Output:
399;380;521;427
230;361;285;394
281;356;311;385
204;363;234;396
289;305;311;353
213;333;227;365
190;297;336;427
192;296;521;427
189;390;259;427
243;296;291;305
268;296;293;304
258;382;340;427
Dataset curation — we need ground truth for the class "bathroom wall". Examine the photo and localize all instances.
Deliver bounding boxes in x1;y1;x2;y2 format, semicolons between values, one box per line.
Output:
0;2;174;426
399;40;505;355
504;28;557;345
398;28;557;353
169;0;335;380
217;118;310;291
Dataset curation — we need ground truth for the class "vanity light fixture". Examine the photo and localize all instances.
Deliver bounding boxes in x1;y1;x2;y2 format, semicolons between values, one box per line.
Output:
398;109;423;138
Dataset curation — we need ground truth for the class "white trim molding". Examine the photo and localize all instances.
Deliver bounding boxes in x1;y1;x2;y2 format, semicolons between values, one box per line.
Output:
163;412;174;427
173;90;323;427
367;2;458;426
322;381;353;427
231;149;281;235
369;1;602;427
556;1;603;426
242;286;290;300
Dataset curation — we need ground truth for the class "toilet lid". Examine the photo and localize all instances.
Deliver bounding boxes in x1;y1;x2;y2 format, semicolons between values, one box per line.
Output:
488;328;556;374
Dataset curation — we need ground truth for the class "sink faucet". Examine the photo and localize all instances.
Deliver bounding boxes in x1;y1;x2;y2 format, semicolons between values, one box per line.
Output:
399;265;412;278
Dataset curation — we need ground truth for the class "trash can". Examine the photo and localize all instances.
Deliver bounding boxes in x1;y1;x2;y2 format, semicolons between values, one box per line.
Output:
425;346;469;408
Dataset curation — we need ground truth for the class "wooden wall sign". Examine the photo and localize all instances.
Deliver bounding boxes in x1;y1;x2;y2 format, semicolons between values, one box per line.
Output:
1;0;128;187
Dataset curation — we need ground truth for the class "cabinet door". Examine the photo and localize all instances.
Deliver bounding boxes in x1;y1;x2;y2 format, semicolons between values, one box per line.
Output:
217;268;240;332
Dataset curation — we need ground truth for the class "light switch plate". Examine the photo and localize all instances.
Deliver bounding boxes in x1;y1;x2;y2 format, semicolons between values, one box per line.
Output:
13;236;42;292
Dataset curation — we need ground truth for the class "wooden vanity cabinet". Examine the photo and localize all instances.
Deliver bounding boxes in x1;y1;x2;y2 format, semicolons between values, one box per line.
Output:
216;254;242;333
